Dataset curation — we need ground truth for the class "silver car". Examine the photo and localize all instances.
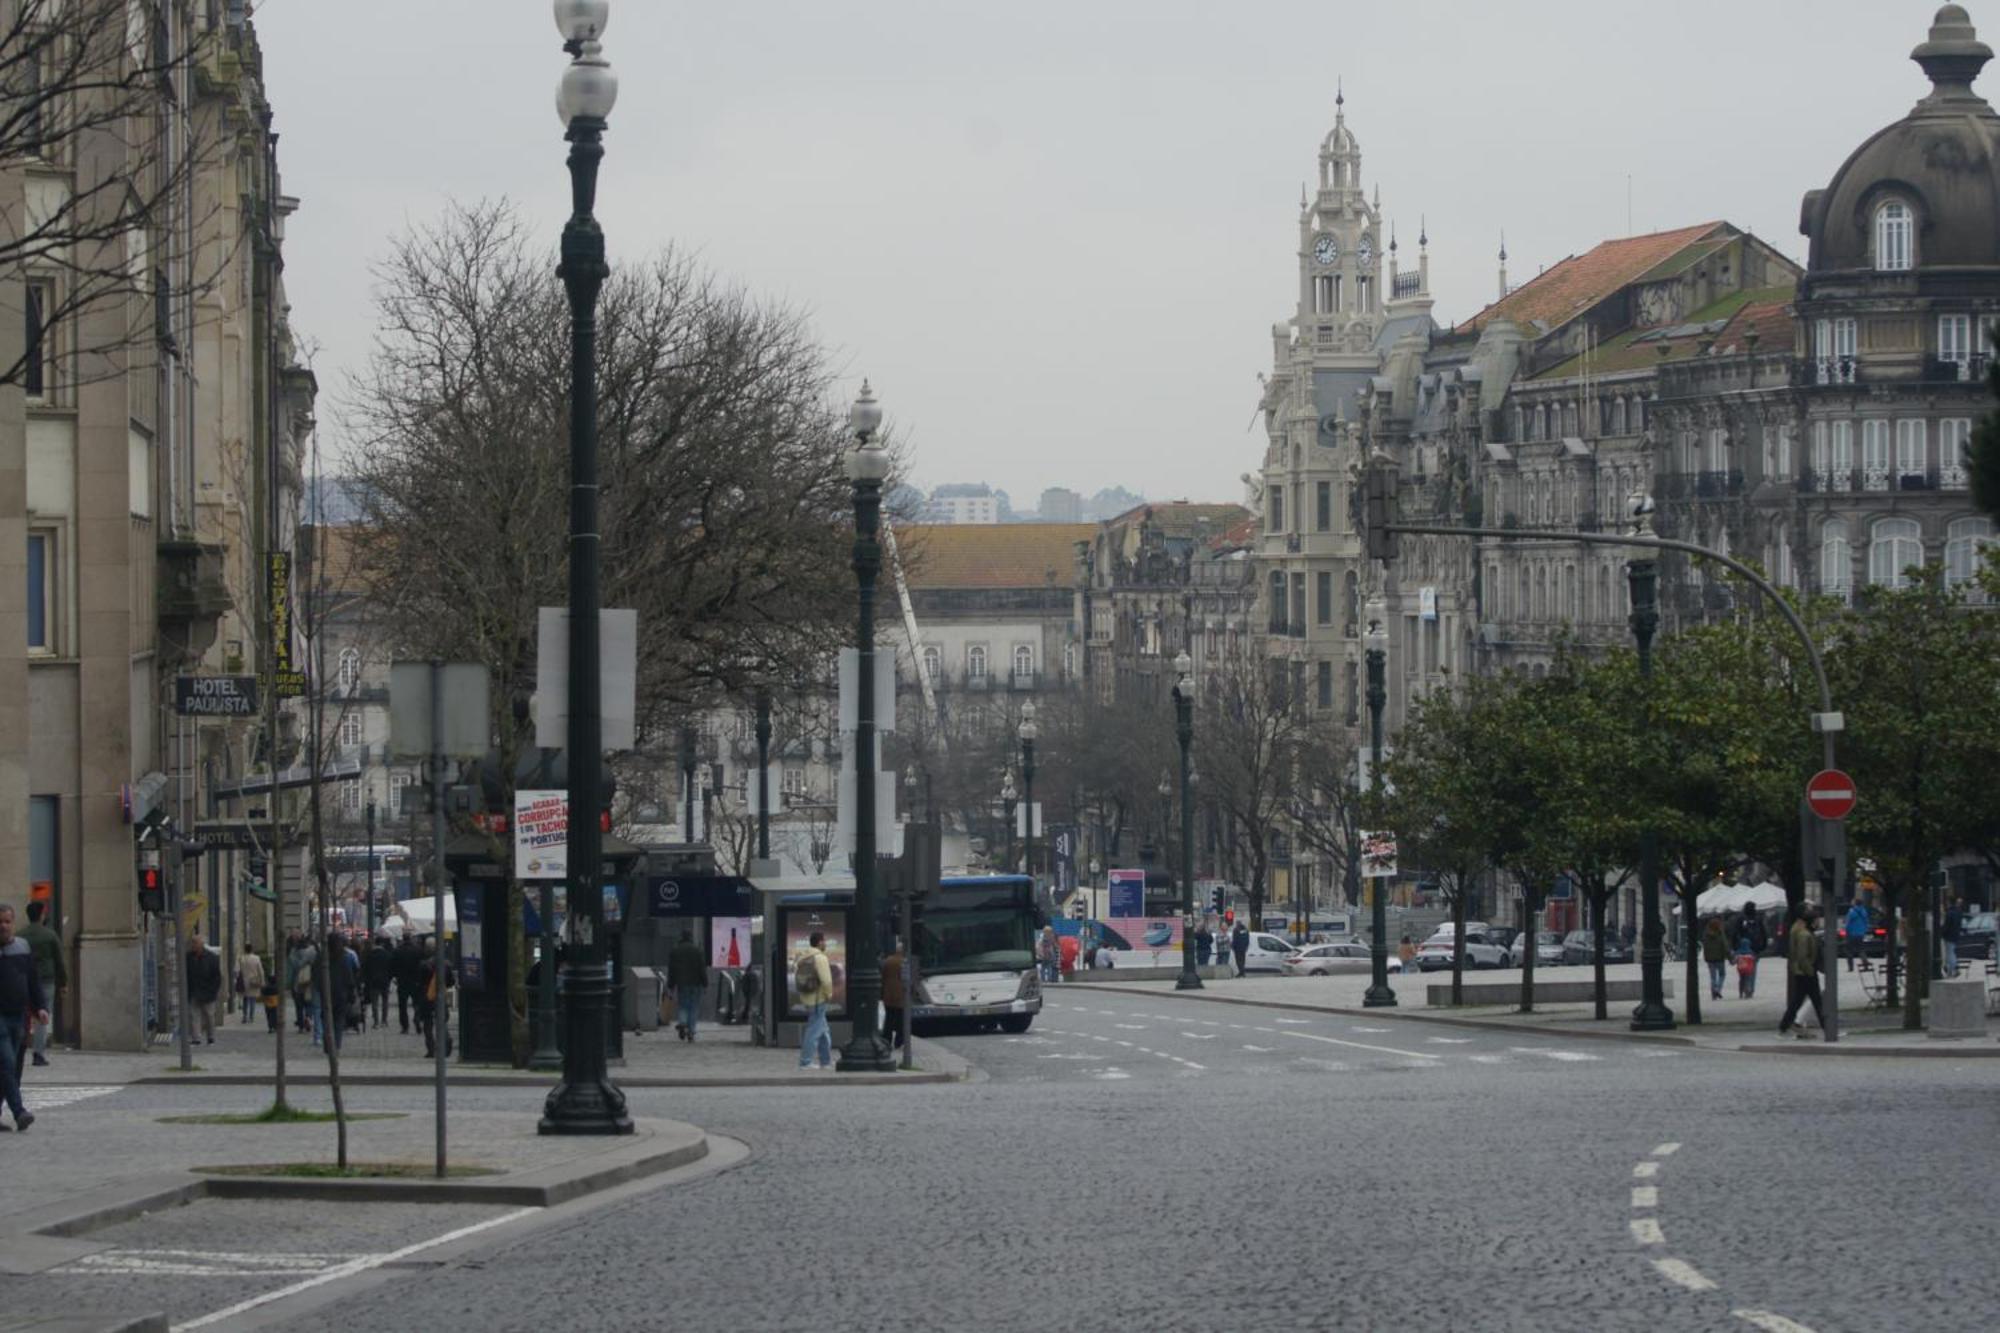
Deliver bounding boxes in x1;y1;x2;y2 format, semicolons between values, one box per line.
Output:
1508;930;1565;968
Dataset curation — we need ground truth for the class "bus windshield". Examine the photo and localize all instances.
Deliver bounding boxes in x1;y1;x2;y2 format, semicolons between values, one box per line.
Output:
916;906;1035;975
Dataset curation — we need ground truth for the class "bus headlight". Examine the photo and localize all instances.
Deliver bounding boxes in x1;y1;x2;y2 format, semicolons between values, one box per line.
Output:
1016;971;1041;1002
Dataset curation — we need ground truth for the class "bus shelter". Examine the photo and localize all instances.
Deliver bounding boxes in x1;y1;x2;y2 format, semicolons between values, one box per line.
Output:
746;875;864;1050
635;871;760;1027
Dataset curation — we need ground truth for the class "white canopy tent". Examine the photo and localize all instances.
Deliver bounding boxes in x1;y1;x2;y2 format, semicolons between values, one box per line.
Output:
1695;881;1787;917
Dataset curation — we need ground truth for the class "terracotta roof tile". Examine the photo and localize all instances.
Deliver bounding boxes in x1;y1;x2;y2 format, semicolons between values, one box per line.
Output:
1457;222;1729;335
896;523;1095;590
1528;284;1795;381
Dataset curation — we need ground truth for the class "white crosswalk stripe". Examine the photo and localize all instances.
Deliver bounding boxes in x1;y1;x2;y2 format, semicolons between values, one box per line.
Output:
72;1250;366;1278
22;1084;121;1110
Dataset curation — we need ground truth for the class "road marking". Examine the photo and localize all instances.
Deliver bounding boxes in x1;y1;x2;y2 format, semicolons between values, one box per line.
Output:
1468;1053;1509;1064
1274;1018;1312;1025
1195;1019;1221;1026
74;1250;358;1278
23;1085;121;1110
1115;1023;1148;1030
1180;1032;1215;1040
1637;1049;1684;1058
176;1208;538;1329
1280;1030;1442;1061
1653;1142;1682;1157
1350;1026;1390;1033
1733;1311;1819;1333
1633;1161;1660;1179
1242;1044;1273;1053
1651;1258;1717;1292
1114;1040;1134;1048
1090;1068;1130;1081
1426;1036;1474;1044
1629;1218;1665;1246
1038;1053;1104;1062
1632;1186;1658;1208
1508;1047;1599;1062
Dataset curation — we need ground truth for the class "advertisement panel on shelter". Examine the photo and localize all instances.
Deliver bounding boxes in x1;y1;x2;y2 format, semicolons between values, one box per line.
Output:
458;885;484;990
514;790;567;880
710;917;754;969
783;908;847;1017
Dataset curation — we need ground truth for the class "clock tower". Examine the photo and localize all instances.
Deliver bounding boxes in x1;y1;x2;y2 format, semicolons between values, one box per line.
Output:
1296;88;1386;359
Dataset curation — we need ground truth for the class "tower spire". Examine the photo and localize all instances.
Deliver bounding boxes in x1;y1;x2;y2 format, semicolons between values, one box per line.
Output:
1498;231;1510;302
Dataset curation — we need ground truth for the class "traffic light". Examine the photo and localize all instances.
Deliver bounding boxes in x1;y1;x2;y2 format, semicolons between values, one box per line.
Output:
1223;908;1235;925
1363;459;1399;563
1210;886;1224;916
137;860;164;915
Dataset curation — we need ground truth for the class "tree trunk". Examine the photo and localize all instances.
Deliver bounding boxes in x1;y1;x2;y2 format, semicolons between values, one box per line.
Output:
1519;887;1536;1015
1681;884;1702;1026
1903;901;1928;1031
1591;890;1608;1021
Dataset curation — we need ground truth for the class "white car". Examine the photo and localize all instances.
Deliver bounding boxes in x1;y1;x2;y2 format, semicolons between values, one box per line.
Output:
1232;931;1299;974
1281;941;1405;976
1414;929;1508;971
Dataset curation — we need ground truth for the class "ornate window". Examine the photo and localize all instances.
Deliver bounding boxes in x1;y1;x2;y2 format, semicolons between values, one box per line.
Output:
1874;200;1913;271
1940;314;1972;369
1012;644;1034;679
1867;517;1922;590
967;644;988;680
1820;518;1851;600
338;711;363;750
336;647;361;693
1940;418;1972;486
1895;420;1926;479
1945;517;1993;589
1862;420;1891;489
1830;421;1854;486
922;645;941;682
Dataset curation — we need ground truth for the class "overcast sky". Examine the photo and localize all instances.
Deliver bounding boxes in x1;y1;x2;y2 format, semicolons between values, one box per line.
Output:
255;0;1952;507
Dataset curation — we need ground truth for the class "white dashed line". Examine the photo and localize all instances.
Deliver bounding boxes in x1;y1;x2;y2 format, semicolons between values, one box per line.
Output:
1281;1030;1442;1061
1469;1053;1509;1064
1349;1026;1390;1033
1180;1032;1216;1040
1632;1186;1658;1208
1426;1036;1474;1044
1636;1049;1684;1058
1274;1018;1312;1025
1090;1068;1131;1081
1633;1161;1660;1179
1629;1219;1665;1246
1508;1047;1599;1062
1653;1142;1682;1157
22;1085;121;1110
1113;1040;1134;1048
1115;1023;1148;1030
1242;1044;1273;1053
1651;1258;1717;1292
1733;1311;1819;1333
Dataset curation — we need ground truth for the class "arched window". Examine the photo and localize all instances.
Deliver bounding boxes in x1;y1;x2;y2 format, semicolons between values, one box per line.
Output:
1945;516;1992;588
1820;519;1852;598
336;647;360;693
1516;567;1529;620
1875;200;1913;272
1532;566;1547;621
922;645;941;682
338;711;362;750
1012;644;1034;680
967;644;988;680
1868;517;1922;589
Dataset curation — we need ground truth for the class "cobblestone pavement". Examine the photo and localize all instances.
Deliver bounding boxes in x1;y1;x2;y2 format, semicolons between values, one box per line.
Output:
8;993;1996;1332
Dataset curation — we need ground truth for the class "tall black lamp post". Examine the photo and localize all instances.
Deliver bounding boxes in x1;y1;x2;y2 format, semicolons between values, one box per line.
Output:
1362;598;1397;1008
542;0;630;1135
838;381;896;1072
1019;701;1038;883
679;724;698;843
1001;770;1018;872
1172;651;1202;990
1626;492;1676;1031
364;798;377;935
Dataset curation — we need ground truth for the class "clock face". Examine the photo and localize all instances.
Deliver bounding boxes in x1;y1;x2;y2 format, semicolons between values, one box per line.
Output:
1358;235;1374;267
1313;234;1339;266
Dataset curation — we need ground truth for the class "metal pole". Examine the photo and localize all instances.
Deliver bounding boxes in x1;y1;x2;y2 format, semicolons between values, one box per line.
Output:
1628;558;1675;1031
1023;738;1036;886
1175;683;1201;990
899;886;915;1070
839;407;894;1072
430;662;449;1176
1363;646;1395;1007
755;690;772;861
540;66;630;1132
682;725;697;844
531;876;560;1071
171;840;192;1071
365;800;376;936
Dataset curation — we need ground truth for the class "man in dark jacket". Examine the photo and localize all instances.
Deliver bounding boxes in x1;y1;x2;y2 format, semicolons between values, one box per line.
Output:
416;938;454;1058
1941;899;1965;977
1;901;51;1131
666;930;708;1042
1230;921;1251;977
393;934;423;1034
19;900;63;1066
186;934;223;1044
362;936;395;1029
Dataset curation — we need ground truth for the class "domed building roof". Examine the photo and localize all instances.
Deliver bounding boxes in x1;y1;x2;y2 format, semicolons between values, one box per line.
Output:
1801;5;2000;273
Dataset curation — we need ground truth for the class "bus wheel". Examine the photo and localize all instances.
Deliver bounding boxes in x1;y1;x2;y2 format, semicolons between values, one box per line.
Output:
999;1016;1033;1035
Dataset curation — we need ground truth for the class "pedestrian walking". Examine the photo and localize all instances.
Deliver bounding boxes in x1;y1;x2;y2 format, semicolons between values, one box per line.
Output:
1058;931;1079;981
236;944;264;1026
1700;917;1729;1000
0;901;51;1132
393;933;422;1034
1778;905;1826;1039
794;931;833;1070
881;938;908;1050
1941;898;1965;977
667;929;707;1042
1734;933;1758;998
1398;935;1417;972
417;938;454;1058
18;900;63;1066
1194;924;1214;968
1230;921;1250;977
326;932;360;1048
1843;900;1871;971
1736;904;1767;958
1035;926;1057;983
186;933;222;1044
362;935;394;1029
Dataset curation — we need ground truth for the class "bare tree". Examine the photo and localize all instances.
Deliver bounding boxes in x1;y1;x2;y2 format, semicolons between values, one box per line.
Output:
1197;657;1319;930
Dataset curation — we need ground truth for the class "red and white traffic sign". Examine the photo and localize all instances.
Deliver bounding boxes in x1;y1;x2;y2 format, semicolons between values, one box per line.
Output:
1806;769;1856;821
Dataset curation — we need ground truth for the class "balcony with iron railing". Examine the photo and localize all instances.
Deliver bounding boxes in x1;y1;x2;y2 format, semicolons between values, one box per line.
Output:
1797;466;1965;495
1802;357;1860;388
1923;354;1992;384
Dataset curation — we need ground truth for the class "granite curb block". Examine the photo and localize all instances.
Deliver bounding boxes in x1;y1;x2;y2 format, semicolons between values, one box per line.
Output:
123;1070;964;1089
0;1315;166;1333
1058;982;1999;1056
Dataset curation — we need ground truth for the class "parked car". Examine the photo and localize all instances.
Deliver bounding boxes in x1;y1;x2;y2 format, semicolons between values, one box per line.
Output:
1415;929;1507;971
1281;941;1404;977
1958;911;1996;961
1483;926;1520;956
1508;931;1565;968
1560;930;1633;966
1240;932;1300;974
1837;907;1890;959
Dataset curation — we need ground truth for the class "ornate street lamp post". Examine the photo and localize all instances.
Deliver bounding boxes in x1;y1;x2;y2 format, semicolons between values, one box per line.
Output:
838;381;896;1072
1362;598;1397;1009
1019;701;1038;884
1001;770;1018;872
754;689;772;861
1626;493;1676;1031
1173;652;1201;990
542;0;630;1134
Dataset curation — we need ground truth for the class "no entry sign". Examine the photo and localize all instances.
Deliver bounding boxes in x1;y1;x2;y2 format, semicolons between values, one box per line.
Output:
1806;769;1856;821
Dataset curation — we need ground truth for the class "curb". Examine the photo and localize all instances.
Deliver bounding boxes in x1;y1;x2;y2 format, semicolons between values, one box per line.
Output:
123;1068;965;1090
0;1315;166;1333
1738;1040;2000;1058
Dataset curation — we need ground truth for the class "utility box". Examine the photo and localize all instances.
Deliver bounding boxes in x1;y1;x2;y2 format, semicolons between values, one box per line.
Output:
1928;977;1985;1039
625;966;661;1032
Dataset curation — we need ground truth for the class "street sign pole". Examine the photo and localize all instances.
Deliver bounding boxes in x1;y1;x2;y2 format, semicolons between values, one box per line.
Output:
1806;763;1853;1044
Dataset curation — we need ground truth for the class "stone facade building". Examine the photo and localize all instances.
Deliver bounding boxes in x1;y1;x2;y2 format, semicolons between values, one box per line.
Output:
1074;501;1253;705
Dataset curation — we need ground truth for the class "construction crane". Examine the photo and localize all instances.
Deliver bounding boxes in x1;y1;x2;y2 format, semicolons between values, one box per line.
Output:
882;518;942;740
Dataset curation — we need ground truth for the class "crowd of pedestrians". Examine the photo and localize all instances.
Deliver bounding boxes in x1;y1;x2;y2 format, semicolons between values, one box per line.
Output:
253;927;451;1056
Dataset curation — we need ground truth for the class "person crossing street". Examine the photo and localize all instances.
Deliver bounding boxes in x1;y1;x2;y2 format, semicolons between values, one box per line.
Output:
0;902;50;1132
1778;904;1826;1040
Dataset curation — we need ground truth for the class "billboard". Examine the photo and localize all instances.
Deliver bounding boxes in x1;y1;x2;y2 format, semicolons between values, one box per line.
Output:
1108;869;1146;919
514;790;567;880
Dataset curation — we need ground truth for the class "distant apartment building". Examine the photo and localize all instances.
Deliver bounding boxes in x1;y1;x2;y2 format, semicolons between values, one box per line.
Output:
1037;487;1084;523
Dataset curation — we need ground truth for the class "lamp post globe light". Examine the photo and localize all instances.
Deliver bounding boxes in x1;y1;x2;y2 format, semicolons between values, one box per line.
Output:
1625;490;1676;1031
1362;598;1396;1009
542;0;630;1135
1019;701;1038;885
839;380;897;1072
1172;651;1202;991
